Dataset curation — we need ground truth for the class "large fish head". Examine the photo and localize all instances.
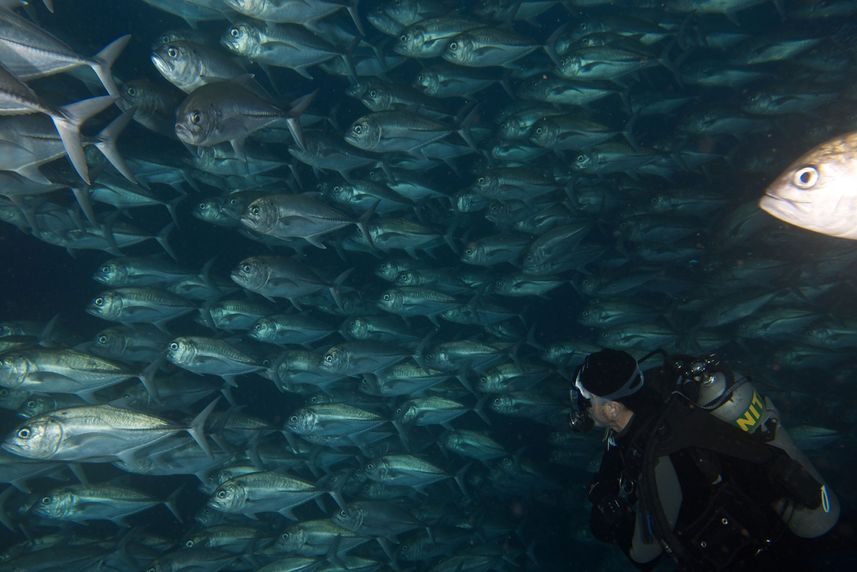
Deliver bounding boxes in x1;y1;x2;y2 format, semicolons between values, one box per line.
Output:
0;354;33;389
378;289;403;312
342;317;368;339
230;257;269;291
498;116;531;141
86;291;121;320
92;260;126;285
2;416;63;459
321;346;346;372
461;242;483;264
396;402;418;424
362;458;387;481
175;105;215;146
18;395;55;419
167;337;198;366
558;54;583;78
473;173;498;195
571;151;594;173
490;395;515;415
31;490;73;519
375;261;401;281
194;199;225;223
393;28;420;56
395;270;419;286
208;480;246;513
249;318;274;342
414;69;438;95
151;42;198;89
287;408;317;435
530;118;558;148
278;526;307;551
345;116;382;151
759;132;857;240
119;79;160;114
240;198;277;233
477;372;497;392
443;34;476;66
333;505;362;530
223;0;261;15
221;21;260;57
93;327;123;357
362;85;392;112
324;182;351;205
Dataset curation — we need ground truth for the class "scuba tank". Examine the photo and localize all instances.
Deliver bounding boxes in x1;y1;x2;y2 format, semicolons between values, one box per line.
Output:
668;354;839;539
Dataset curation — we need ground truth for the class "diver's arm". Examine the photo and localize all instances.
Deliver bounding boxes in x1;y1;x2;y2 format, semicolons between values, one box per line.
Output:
627;455;683;566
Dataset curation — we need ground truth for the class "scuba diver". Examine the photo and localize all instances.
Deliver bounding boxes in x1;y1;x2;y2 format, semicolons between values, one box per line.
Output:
569;348;841;571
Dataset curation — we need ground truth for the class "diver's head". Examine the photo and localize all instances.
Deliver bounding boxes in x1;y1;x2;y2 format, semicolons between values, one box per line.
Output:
569;349;644;433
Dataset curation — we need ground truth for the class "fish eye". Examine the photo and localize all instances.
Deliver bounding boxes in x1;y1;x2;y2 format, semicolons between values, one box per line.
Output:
477;177;486;185
449;42;458;51
324;355;333;363
230;27;240;38
465;248;473;256
147;568;156;572
254;323;263;332
366;463;375;470
289;415;298;423
333;185;343;192
17;427;30;439
167;47;178;58
383;293;391;301
241;263;251;273
793;166;818;189
26;400;36;408
94;297;104;306
576;154;586;163
339;509;348;518
126;87;137;97
353;124;363;135
400;34;407;43
536;127;544;134
250;206;260;216
216;490;228;499
169;342;179;351
369;89;377;98
41;496;50;504
97;335;108;344
191;111;202;124
185;540;194;548
101;265;111;273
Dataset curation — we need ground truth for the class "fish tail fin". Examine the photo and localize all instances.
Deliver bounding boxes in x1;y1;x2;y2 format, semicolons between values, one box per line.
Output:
95;108;138;184
92;34;131;97
54;95;116;184
285;90;317;151
156;222;177;260
70;185;98;226
346;0;364;35
187;397;220;458
164;484;184;522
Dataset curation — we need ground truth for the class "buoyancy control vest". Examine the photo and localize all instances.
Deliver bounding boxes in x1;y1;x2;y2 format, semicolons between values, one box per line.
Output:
634;353;840;570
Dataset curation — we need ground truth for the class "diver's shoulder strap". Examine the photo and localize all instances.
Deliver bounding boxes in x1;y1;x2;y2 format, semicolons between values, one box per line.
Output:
651;398;822;508
637;397;824;568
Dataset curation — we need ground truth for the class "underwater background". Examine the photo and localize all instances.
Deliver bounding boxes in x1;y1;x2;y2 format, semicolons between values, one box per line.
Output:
1;0;857;570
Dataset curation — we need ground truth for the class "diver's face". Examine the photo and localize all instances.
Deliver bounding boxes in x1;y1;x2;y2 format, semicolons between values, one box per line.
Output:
587;398;612;428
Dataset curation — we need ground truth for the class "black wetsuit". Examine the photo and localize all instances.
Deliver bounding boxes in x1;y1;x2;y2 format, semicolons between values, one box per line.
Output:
586;368;828;572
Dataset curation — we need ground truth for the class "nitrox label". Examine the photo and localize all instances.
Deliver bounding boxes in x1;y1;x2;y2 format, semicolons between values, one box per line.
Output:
736;390;765;432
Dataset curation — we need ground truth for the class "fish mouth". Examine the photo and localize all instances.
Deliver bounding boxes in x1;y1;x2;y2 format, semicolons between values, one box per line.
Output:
150;53;171;74
174;123;194;144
